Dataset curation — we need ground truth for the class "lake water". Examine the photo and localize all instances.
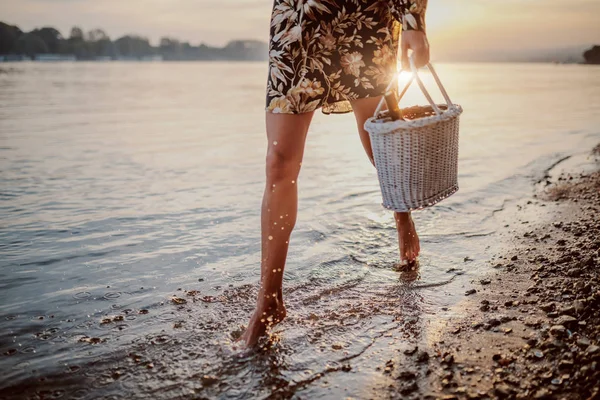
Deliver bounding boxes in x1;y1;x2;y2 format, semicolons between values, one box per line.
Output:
0;62;599;399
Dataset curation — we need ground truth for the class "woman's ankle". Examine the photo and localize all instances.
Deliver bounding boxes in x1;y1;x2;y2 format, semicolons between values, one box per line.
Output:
394;211;412;224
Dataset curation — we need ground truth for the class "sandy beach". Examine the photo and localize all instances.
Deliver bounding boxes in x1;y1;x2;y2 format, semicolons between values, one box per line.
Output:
392;144;600;400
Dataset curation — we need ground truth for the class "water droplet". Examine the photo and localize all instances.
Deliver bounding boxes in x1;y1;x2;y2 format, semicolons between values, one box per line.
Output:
103;292;121;300
73;292;91;300
273;141;278;145
268;236;273;240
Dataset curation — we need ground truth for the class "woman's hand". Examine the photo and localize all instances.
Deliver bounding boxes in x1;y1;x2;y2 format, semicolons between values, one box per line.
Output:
401;30;430;70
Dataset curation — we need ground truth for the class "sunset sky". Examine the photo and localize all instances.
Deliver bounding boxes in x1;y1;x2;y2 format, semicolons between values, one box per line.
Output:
2;0;599;60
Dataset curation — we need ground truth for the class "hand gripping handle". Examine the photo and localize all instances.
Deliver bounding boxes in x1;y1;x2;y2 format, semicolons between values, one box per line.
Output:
374;55;455;119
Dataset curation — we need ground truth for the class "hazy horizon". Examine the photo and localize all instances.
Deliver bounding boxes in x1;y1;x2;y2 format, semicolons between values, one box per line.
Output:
2;0;599;61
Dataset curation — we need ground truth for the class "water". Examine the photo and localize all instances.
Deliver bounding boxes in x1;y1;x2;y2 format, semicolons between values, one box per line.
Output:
0;62;599;399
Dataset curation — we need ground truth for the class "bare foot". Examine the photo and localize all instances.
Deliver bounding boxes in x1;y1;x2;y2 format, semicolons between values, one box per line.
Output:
239;289;287;348
396;213;420;265
397;260;420;282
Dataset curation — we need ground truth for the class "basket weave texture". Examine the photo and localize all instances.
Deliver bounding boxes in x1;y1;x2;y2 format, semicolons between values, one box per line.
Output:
365;104;462;212
364;60;463;212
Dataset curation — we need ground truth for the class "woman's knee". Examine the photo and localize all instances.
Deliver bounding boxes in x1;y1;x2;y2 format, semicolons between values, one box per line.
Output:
265;149;301;183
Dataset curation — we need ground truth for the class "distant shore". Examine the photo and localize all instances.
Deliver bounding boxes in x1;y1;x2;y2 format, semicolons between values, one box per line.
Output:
0;21;268;62
2;58;600;65
2;21;599;64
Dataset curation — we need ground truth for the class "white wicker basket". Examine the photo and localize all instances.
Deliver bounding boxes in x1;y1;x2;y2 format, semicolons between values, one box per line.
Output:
364;59;463;212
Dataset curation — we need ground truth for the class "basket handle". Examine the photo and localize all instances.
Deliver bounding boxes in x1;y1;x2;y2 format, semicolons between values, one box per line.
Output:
374;55;455;118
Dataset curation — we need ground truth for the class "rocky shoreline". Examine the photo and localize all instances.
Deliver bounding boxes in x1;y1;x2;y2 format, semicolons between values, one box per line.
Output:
403;145;600;399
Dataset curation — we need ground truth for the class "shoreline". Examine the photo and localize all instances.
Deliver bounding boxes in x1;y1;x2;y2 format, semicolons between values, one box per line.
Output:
407;144;600;399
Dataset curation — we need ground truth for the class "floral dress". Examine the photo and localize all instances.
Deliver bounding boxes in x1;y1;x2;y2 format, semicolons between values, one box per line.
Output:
266;0;427;115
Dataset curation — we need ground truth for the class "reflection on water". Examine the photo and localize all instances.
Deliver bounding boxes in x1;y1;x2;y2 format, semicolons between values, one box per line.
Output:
0;62;599;399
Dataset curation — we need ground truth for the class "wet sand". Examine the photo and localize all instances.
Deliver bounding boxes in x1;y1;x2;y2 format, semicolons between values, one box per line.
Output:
412;144;600;400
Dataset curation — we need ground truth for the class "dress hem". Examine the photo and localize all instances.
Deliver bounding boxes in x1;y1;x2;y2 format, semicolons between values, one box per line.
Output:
265;93;386;116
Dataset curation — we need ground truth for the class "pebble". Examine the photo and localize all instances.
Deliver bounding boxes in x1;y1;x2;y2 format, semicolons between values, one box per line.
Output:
577;337;591;348
397;370;416;380
442;354;455;365
495;314;511;323
494;383;512;398
465;289;477;296
201;375;218;386
549;325;566;336
399;382;418;395
416;351;429;363
171;297;187;305
586;345;599;355
559;305;575;315
533;388;552;399
558;359;574;370
555;315;577;326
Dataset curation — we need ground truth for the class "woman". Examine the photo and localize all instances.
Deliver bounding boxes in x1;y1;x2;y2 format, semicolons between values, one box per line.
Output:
241;0;430;347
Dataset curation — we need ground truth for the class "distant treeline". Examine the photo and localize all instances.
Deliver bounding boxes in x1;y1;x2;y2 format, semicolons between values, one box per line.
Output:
584;46;600;65
0;21;268;61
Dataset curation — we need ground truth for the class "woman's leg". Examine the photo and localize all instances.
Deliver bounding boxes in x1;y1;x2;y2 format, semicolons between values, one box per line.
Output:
350;97;420;263
240;110;314;347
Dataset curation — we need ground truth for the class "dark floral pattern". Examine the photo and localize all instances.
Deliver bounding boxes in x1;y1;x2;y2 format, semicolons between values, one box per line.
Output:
266;0;427;115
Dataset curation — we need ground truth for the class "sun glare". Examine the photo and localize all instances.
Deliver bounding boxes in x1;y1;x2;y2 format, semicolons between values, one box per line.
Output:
397;70;413;87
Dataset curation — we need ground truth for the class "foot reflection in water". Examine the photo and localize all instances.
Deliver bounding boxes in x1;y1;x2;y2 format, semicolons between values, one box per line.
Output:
204;266;430;399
